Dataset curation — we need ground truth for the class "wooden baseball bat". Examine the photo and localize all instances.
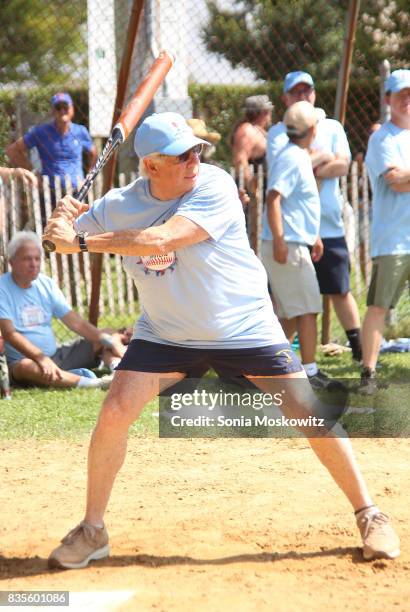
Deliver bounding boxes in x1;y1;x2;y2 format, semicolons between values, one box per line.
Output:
42;49;174;252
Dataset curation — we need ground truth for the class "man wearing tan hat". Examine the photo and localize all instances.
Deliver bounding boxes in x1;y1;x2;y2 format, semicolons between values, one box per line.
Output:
262;101;330;390
266;72;362;365
187;118;250;207
186;118;221;163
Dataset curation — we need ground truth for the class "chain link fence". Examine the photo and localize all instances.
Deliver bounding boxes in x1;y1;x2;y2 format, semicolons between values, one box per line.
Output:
1;0;409;341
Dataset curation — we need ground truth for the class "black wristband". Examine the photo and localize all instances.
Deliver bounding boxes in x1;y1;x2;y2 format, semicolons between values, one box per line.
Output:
77;231;88;252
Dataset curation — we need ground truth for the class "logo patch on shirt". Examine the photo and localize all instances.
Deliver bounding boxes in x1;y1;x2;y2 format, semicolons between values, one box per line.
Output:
20;304;46;327
138;252;176;276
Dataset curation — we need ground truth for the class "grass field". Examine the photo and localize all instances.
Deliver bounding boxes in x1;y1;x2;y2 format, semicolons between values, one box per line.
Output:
1;351;409;440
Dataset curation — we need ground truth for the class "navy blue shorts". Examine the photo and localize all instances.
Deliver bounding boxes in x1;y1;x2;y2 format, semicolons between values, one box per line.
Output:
313;236;351;295
117;339;303;378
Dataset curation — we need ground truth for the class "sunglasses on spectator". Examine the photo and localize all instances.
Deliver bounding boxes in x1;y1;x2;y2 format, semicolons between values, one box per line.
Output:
54;103;69;111
159;144;203;163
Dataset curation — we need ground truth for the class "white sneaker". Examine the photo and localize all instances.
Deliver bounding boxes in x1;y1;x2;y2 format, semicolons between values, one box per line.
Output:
96;374;114;390
356;507;400;560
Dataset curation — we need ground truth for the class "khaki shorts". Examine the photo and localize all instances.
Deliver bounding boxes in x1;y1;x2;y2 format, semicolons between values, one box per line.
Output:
262;241;322;319
367;254;410;309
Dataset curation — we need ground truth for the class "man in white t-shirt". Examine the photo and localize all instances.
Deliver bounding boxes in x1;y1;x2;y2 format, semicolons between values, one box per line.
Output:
43;112;399;569
266;71;362;363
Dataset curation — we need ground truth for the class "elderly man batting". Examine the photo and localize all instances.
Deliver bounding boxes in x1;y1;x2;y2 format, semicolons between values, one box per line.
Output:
43;112;399;569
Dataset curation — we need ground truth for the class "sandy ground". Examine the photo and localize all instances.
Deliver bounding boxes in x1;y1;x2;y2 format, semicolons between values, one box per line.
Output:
0;437;409;611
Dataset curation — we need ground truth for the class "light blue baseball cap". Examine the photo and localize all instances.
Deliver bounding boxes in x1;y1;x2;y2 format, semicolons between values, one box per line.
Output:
385;69;410;93
283;71;314;93
134;112;209;157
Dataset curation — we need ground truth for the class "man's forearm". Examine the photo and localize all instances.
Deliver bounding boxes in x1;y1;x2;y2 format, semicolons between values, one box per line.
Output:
315;158;349;178
62;312;101;343
385;167;410;186
390;181;410;193
234;160;251;186
266;191;284;239
44;199;209;255
310;149;333;168
83;227;173;256
6;331;45;362
6;142;32;171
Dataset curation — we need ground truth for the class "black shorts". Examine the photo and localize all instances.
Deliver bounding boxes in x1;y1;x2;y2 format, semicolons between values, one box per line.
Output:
117;339;303;378
313;236;351;295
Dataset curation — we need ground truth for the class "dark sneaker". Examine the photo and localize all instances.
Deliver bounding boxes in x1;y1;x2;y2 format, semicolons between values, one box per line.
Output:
358;367;377;395
356;508;400;560
308;370;345;391
48;521;109;570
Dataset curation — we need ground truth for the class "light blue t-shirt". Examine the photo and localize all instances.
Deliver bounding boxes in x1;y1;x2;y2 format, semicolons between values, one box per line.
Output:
266;117;351;238
266;122;289;171
365;121;410;257
262;142;320;245
0;273;71;363
75;163;286;348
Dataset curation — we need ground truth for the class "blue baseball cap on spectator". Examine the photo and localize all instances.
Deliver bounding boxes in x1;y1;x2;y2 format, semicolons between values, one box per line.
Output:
385;69;410;93
51;92;73;106
134;112;209;157
283;71;314;93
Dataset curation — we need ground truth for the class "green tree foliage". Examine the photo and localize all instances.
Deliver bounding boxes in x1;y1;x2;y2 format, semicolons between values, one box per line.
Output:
0;0;87;85
202;0;346;81
355;0;410;76
202;0;409;81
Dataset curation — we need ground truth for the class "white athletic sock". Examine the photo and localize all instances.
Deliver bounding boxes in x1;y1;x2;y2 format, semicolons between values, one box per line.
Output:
109;357;121;371
87;521;104;529
77;376;102;388
303;362;318;377
355;505;379;518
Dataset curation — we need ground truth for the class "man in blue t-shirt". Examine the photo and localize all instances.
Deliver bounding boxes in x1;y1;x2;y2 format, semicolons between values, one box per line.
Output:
6;92;97;194
0;231;123;389
43;112;399;569
360;69;410;392
266;71;362;363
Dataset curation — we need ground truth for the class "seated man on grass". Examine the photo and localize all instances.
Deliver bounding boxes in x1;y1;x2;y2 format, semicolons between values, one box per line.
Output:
0;231;124;390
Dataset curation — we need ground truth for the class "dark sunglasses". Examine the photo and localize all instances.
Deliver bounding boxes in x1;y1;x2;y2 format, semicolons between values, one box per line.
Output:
175;144;203;163
54;103;69;111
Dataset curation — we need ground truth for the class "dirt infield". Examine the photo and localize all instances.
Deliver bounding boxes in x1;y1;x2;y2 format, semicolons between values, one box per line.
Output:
1;437;409;611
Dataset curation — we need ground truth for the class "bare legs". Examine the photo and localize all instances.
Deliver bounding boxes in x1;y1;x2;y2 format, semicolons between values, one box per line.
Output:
248;371;373;511
85;371;184;524
361;305;387;370
280;314;318;366
83;368;374;525
10;359;81;388
331;292;361;331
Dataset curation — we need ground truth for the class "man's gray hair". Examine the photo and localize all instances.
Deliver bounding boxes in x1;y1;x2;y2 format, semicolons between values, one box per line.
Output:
138;152;163;178
7;231;42;259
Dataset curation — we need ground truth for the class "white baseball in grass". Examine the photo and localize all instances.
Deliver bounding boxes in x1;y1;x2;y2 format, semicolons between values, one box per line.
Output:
141;251;176;271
